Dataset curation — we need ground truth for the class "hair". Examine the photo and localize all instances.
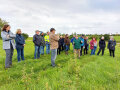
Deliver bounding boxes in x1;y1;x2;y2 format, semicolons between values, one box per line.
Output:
92;37;96;40
2;24;10;31
16;29;21;34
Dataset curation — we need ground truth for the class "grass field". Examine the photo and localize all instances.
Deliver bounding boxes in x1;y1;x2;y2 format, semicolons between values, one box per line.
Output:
0;38;120;90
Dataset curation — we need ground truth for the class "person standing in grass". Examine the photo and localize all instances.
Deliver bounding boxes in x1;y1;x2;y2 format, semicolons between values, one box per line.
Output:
1;25;16;69
93;37;97;55
49;28;59;67
45;32;50;54
64;34;70;55
97;36;106;56
73;35;82;59
79;34;85;56
84;36;89;55
71;35;75;52
40;32;45;55
33;30;41;59
57;36;63;55
90;37;95;55
108;36;116;57
15;29;25;62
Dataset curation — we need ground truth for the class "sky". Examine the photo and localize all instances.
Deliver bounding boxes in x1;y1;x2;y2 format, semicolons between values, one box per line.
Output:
0;0;120;36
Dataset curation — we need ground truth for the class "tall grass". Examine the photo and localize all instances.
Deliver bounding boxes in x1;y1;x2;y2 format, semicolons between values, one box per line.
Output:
0;38;120;90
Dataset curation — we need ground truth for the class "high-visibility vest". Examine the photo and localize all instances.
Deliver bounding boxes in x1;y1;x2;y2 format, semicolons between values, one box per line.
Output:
45;35;49;42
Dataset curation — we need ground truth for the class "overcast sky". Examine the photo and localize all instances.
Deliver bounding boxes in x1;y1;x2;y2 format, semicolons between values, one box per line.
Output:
0;0;120;36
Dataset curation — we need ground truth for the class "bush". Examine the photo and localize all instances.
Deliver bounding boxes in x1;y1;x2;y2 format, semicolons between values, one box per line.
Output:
22;33;29;40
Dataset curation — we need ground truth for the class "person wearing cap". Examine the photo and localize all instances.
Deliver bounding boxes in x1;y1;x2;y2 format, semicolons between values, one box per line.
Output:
49;28;59;67
40;32;45;55
33;30;41;59
79;34;85;56
97;36;106;56
73;35;82;59
108;36;116;57
45;32;50;54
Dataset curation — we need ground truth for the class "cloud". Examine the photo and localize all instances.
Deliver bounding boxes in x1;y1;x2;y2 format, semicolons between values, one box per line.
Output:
0;0;120;36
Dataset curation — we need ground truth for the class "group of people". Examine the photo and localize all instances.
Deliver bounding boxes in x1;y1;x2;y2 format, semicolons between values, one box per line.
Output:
1;24;117;69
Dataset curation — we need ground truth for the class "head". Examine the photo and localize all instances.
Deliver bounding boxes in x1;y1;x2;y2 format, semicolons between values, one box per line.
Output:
75;35;78;39
73;35;75;38
82;34;85;38
16;29;22;35
35;30;40;35
41;32;44;36
101;36;104;40
110;36;114;41
47;32;50;35
50;28;56;34
65;34;69;38
92;37;96;41
60;35;63;38
2;24;11;32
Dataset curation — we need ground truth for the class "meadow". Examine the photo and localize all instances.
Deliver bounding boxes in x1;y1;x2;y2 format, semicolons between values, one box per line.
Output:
0;37;120;90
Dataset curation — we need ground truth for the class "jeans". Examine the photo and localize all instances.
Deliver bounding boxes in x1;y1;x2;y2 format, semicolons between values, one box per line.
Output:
16;48;24;62
93;46;97;55
46;44;50;54
84;46;88;55
40;46;44;55
97;48;105;56
65;45;69;51
34;46;40;59
91;49;94;55
51;49;57;66
5;44;14;68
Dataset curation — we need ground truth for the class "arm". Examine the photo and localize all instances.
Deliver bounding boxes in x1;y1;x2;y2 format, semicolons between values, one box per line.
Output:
9;31;16;38
52;34;59;41
33;35;36;44
15;36;25;45
1;32;12;41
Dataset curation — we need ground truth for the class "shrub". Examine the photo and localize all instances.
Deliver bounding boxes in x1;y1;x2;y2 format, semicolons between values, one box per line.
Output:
22;33;29;40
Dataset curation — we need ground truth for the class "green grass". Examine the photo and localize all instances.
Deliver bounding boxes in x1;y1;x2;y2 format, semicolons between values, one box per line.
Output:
0;39;120;90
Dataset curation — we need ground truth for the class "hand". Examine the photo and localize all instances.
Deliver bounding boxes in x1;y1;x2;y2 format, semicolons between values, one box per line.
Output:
7;35;10;38
23;44;25;46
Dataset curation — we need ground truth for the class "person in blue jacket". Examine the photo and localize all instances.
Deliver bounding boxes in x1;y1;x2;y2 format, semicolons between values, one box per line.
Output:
15;29;25;62
79;34;85;56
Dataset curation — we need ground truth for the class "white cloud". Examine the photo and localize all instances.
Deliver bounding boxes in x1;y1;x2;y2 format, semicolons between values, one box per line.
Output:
0;0;120;36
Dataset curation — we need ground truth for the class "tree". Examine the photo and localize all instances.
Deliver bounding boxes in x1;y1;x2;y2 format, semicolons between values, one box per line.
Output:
0;18;8;39
22;33;29;40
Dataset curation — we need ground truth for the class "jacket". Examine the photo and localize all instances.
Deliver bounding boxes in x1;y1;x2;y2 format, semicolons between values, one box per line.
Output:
15;34;25;49
33;34;41;46
64;38;70;45
99;39;106;48
45;35;50;44
73;38;81;49
108;40;116;50
40;35;45;46
79;37;84;46
1;31;16;49
84;39;89;47
49;32;59;49
90;40;94;50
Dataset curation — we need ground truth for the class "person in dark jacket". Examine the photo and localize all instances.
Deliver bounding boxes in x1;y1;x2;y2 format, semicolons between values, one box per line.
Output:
64;34;70;55
60;36;64;51
71;35;75;52
108;36;116;57
97;36;106;56
84;36;89;55
33;30;41;59
79;34;85;56
40;32;45;55
57;36;61;55
15;29;25;62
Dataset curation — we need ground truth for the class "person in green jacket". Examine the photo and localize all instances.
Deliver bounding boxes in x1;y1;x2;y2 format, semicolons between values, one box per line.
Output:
73;35;82;59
